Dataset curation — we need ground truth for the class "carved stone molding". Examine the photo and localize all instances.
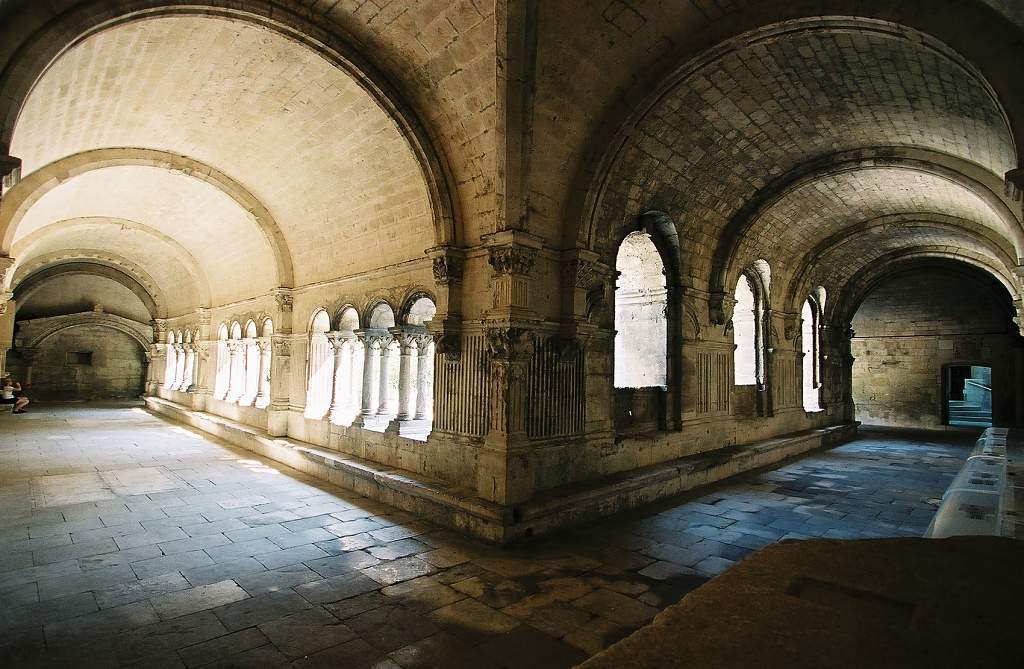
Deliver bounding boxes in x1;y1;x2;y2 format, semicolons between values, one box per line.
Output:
564;258;601;288
272;337;291;357
488;247;537;277
708;291;737;326
434;333;461;361
426;246;466;285
1006;167;1024;202
485;326;534;361
271;288;294;313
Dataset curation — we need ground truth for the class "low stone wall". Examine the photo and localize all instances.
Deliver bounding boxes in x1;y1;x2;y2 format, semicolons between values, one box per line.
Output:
146;396;857;543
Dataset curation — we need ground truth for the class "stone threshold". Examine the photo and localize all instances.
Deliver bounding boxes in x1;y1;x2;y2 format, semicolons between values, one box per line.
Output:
145;397;857;544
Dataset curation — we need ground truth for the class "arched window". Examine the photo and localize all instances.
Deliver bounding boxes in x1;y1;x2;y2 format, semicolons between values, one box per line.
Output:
163;331;177;388
802;297;822;412
368;303;399;420
240;320;259;406
734;260;770;388
733;278;758;385
305;309;333;418
400;296;436;437
614;231;667;388
328;307;361;426
214;324;230;400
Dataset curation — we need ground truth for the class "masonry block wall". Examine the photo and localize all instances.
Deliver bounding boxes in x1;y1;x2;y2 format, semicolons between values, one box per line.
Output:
7;324;146;400
851;264;1024;428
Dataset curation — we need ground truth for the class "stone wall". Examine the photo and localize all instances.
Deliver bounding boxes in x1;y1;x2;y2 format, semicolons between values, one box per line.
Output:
8;324;146;400
851;267;1023;428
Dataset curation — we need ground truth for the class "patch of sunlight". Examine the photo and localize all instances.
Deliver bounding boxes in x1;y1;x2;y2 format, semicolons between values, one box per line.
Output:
166;426;203;440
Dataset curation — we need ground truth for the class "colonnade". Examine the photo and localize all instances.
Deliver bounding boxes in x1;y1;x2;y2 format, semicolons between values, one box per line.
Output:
310;328;434;430
163;338;198;392
215;337;272;408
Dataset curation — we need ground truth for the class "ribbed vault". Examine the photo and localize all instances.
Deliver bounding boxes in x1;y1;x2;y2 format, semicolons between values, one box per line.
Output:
582;18;1020;302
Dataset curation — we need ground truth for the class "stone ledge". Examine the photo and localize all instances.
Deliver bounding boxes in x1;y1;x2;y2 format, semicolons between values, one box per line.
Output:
145;397;513;542
515;423;857;540
145;396;857;544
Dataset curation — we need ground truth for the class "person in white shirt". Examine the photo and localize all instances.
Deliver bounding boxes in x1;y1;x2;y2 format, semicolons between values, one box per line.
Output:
1;376;29;413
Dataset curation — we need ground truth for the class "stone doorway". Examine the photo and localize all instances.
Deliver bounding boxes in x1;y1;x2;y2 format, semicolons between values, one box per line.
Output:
944;365;992;428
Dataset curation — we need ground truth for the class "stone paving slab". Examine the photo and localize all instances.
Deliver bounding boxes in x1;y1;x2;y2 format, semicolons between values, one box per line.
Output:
0;405;972;667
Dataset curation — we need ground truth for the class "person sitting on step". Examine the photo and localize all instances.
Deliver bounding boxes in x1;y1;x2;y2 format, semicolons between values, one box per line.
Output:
1;376;30;414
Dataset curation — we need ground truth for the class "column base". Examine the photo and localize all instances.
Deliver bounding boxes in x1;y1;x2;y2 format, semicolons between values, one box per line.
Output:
476;433;535;505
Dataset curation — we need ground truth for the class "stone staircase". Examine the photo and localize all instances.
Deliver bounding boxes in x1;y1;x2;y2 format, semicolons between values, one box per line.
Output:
948;400;991;427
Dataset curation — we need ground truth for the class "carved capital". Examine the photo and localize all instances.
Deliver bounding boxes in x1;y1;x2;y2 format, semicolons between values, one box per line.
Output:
391;330;419;354
272;288;294;313
0;256;14;287
434;333;461;361
554;335;582;361
488;247;536;277
272;337;291;357
782;313;801;341
1005;167;1024;202
426;246;466;285
564;258;601;288
152;319;168;336
256;338;272;353
485;326;534;362
708;291;737;326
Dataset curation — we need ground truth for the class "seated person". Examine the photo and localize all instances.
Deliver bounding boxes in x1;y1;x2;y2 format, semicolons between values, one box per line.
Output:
1;376;30;413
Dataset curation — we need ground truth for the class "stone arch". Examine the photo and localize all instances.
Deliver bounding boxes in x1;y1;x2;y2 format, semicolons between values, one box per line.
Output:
710;149;1024;299
23;312;152;352
334;305;360;332
309;309;331;335
0;1;459;249
13;261;159;320
0;148;294;287
834;248;1020;326
398;291;438;327
782;213;1019;312
569;14;1022;251
366;301;397;330
11;252;168;318
11;217;212;306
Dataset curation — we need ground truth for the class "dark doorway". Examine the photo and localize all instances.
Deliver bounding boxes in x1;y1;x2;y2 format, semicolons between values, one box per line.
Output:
944;365;992;428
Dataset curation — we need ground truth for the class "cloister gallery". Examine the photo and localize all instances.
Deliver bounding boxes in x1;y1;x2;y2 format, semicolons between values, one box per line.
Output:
0;2;1022;664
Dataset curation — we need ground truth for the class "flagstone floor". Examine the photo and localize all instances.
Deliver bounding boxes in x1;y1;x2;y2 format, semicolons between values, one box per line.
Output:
0;403;973;668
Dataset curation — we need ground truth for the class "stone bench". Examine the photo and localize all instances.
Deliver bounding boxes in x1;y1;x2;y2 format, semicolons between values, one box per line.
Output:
924;427;1021;539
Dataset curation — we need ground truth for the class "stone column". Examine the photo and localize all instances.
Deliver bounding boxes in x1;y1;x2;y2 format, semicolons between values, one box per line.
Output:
187;343;200;393
181;345;195;391
376;335;395;417
175;344;187;391
255;338;272;407
356;331;379;422
327;333;348;422
393;331;417;421
414;334;433;420
478;326;535;504
347;341;360;415
225;341;243;403
267;336;291;435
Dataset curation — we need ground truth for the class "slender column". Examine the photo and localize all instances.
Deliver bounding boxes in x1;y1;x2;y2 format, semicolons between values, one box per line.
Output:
394;332;416;420
377;335;395;416
414;335;433;420
187;343;201;393
328;333;347;421
225;341;243;403
255;338;271;407
357;332;378;419
173;346;187;389
181;346;194;391
347;341;360;415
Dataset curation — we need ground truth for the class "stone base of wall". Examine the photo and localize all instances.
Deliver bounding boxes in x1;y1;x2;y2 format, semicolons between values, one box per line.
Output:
145;396;857;544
